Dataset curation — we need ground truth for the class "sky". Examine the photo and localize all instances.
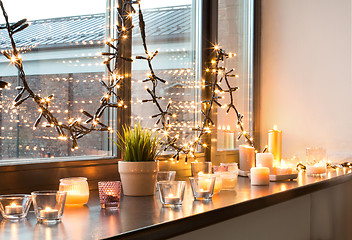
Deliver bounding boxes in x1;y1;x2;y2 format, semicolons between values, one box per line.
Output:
0;0;191;22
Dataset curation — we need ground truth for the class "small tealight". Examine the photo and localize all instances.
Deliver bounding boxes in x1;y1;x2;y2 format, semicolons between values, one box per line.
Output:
157;181;186;207
32;191;67;224
189;175;216;201
0;194;32;221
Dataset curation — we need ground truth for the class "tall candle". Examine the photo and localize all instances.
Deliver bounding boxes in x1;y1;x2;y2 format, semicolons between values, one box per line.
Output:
250;167;270;186
239;145;255;171
256;153;274;174
268;125;282;165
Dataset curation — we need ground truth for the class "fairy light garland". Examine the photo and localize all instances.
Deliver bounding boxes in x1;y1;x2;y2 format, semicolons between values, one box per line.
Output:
0;0;254;160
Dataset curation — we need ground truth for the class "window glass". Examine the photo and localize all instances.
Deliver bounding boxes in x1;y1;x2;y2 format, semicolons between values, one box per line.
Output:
0;0;109;159
217;0;254;150
131;0;200;153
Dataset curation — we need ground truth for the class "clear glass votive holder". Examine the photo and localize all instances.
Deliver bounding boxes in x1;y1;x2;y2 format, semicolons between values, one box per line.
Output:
98;181;122;209
191;162;212;177
189;175;216;201
31;191;67;224
220;162;239;174
0;194;32;221
157;171;176;182
157;181;186;207
59;177;89;206
306;162;327;176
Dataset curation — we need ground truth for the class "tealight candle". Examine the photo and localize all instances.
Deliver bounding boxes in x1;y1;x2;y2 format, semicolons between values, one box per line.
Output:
239;145;255;172
268;125;282;165
250;167;270;186
307;163;326;175
40;207;59;219
164;194;181;204
256;153;274;174
5;202;23;215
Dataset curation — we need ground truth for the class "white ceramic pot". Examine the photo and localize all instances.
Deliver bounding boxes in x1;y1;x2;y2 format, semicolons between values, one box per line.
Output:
118;161;159;196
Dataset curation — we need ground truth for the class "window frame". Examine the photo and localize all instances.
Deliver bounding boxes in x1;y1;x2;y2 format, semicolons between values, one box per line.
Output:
0;0;259;191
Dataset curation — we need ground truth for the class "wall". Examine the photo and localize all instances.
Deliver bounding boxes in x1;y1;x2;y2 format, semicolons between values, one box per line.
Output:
260;0;352;162
170;180;352;240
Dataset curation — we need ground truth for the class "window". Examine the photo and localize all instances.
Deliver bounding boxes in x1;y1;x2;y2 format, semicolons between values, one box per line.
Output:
0;0;254;162
0;0;109;159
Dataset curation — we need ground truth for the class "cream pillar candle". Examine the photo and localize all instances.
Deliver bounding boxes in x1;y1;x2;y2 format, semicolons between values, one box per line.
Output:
239;145;255;171
268;125;282;165
250;167;270;186
256;153;274;174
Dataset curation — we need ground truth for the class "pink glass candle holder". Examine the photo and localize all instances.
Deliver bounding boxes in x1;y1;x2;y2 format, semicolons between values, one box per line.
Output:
98;181;121;209
0;194;32;221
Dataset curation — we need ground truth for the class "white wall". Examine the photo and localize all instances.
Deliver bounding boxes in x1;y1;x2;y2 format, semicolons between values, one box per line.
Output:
260;0;352;162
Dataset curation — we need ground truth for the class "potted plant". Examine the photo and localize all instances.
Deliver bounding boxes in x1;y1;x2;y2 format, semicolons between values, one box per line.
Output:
114;122;161;196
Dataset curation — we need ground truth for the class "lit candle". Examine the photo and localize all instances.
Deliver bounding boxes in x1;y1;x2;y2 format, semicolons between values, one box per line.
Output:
221;172;237;190
250;167;270;186
5;203;23;215
256;153;274;174
40;207;59;219
268;125;282;165
273;162;293;175
198;175;211;190
239;145;255;172
164;193;181;204
306;163;326;175
106;191;118;202
65;190;89;205
197;189;210;198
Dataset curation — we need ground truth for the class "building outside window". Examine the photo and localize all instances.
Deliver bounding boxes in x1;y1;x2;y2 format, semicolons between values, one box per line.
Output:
0;0;254;161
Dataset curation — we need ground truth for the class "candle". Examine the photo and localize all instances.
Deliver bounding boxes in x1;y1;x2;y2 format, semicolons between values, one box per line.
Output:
250;167;270;186
256;153;274;174
40;207;59;219
307;163;326;175
164;193;181;204
65;190;89;205
273;161;293;175
197;189;210;198
221;174;237;190
268;125;282;165
5;203;23;215
198;175;211;190
106;191;119;202
239;145;255;171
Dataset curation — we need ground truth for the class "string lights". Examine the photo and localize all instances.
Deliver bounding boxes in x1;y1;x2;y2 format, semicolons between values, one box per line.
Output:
0;0;254;160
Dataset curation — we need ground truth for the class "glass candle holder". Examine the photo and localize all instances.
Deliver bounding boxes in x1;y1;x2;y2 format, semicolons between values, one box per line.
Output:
0;194;32;221
157;181;186;207
157;171;176;182
189;175;216;201
31;191;67;224
191;162;212;177
98;181;122;209
220;162;239;174
306;162;327;176
59;177;89;206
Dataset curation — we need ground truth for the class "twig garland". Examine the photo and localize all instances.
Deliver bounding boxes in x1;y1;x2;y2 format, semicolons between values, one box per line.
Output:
0;0;255;160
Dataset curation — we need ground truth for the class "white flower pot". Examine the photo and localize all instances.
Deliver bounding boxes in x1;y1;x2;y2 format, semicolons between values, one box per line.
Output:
118;161;159;196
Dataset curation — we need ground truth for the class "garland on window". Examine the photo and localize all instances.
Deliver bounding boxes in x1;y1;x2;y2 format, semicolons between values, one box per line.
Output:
0;0;254;160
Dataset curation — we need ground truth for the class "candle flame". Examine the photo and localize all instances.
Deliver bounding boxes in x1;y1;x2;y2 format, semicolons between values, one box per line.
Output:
10;202;16;207
45;207;52;211
273;125;278;131
168;193;174;198
198;171;204;176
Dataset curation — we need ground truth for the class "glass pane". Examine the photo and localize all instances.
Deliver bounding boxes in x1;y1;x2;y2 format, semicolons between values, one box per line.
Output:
131;1;200;153
0;0;109;159
217;0;254;150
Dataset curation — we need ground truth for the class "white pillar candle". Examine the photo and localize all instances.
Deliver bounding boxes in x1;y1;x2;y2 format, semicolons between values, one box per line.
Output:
40;207;59;219
239;145;255;171
251;167;270;186
256;153;274;174
5;203;23;215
